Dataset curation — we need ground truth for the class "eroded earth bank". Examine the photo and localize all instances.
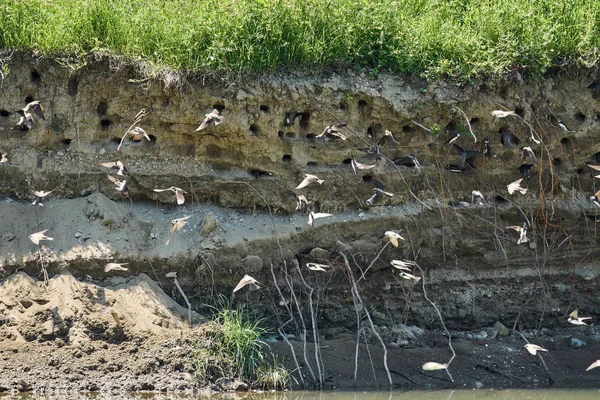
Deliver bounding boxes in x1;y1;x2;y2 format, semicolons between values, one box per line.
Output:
0;52;599;393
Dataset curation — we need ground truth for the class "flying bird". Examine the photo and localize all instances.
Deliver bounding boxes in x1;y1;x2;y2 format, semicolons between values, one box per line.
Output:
520;147;538;164
507;178;527;195
283;111;305;126
106;174;128;195
453;144;481;168
129;126;151;142
505;224;528;244
316;124;347;141
391;259;416;271
398;271;421;283
471;190;485;205
100;161;128;176
586;360;600;371
524;344;547;356
590;190;600;208
295;194;310;211
557;119;574;133
306;263;330;272
167;215;192;245
366;188;394;205
359;130;399;160
16;100;45;130
393;155;422;169
385;231;404;247
498;129;520;149
29;229;53;245
445;164;466;173
32;189;54;206
379;130;399;147
422;362;449;371
491;110;516;118
519;164;534;180
105;263;129;272
233;274;260;292
196;109;224;132
528;128;541;145
153;186;187;205
308;212;332;227
296;174;324;189
351;157;376;174
586;164;600;179
568;309;592;326
444;132;460;145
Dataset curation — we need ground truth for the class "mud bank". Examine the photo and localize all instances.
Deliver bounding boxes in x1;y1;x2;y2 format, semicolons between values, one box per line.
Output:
0;51;599;391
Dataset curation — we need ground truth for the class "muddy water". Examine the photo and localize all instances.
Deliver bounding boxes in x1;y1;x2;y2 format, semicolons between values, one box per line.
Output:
10;391;600;400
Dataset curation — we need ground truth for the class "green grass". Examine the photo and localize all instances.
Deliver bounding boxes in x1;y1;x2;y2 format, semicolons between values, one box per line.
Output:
192;300;290;388
0;0;599;80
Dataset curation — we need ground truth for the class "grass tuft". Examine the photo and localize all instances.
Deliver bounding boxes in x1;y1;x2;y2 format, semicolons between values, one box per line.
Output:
0;0;599;80
192;297;287;388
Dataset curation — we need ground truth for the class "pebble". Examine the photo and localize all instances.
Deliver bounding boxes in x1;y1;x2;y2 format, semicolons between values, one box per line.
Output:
74;231;82;239
494;321;509;337
570;337;586;349
99;148;106;155
57;150;65;156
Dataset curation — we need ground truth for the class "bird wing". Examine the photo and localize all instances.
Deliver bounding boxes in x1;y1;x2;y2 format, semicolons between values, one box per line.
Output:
587;164;600;171
422;362;448;371
296;175;320;189
569;309;579;319
306;263;330;272
233;275;258;293
26;101;45;120
504;225;523;232
586;360;600;371
105;263;129;272
100;162;119;169
366;191;381;205
175;189;186;205
312;212;333;219
386;233;399;247
153;188;171;193
491;110;516;118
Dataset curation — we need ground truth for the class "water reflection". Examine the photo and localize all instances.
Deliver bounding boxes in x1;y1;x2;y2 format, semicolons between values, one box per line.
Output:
8;391;600;400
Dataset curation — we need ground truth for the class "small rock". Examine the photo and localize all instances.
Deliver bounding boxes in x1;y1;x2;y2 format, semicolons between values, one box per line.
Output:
74;231;82;239
57;150;65;156
458;201;471;207
486;327;498;340
396;339;409;347
200;212;218;235
99;148;106;155
389;342;400;349
570;337;587;349
233;379;249;392
473;330;488;340
493;321;509;337
309;247;329;259
242;255;263;273
334;240;353;252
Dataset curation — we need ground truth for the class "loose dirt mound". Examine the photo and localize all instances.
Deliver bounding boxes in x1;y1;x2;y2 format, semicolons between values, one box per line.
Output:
0;271;200;342
0;271;205;392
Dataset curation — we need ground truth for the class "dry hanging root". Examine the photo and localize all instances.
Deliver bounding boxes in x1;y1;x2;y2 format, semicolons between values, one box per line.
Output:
341;252;392;388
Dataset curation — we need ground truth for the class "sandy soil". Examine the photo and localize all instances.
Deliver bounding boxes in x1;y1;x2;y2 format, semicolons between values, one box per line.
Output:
0;270;599;394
